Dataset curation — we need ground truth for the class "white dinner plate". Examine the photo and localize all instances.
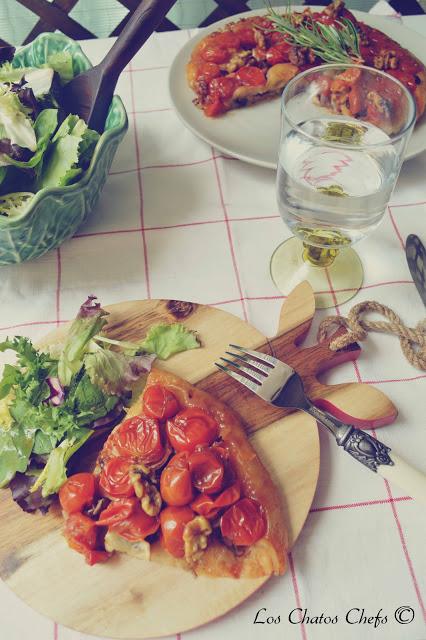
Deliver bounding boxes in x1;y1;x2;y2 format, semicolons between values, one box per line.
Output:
169;7;426;169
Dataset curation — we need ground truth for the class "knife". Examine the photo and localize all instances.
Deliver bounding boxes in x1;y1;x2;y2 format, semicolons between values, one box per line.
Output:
406;234;426;306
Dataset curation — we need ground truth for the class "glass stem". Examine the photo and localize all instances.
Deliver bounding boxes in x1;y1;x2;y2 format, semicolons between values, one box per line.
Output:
302;242;339;267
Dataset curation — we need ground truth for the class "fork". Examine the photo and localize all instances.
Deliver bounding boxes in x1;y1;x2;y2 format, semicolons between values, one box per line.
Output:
216;345;426;504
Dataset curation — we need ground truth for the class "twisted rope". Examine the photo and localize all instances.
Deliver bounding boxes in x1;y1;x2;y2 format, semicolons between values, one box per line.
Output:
317;301;426;371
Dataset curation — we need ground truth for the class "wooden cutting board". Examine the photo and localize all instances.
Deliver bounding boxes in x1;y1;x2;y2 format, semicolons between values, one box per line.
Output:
0;282;397;638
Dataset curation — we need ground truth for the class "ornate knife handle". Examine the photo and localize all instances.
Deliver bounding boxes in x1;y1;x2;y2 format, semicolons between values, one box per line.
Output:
336;427;393;472
306;403;426;504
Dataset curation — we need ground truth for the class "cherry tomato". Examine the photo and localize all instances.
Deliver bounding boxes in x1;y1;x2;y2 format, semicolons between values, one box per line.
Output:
196;62;221;83
348;87;362;115
266;43;291;65
160;506;194;558
160;452;194;506
213;32;241;49
268;31;288;46
64;513;110;564
236;66;266;87
111;415;165;466
234;27;256;48
251;17;273;29
188;448;224;494
143;385;180;421
59;473;95;514
64;512;97;550
209;76;237;100
110;506;159;542
96;498;138;526
387;69;417;93
201;46;230;64
220;498;266;546
204;98;225;117
191;482;240;518
99;457;134;499
166;408;219;453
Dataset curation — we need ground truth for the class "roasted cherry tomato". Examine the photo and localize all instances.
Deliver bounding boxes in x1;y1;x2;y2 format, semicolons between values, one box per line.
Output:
143;385;180;421
188;448;224;494
110;506;159;542
204;98;225;117
209;76;237;100
213;32;241;49
266;43;291;65
201;46;230;64
196;62;221;83
59;472;95;514
387;69;417;93
220;498;266;546
191;482;240;518
166;407;219;453
99;456;134;499
236;65;266;86
160;452;194;506
64;513;110;565
268;31;288;46
160;506;194;558
234;27;256;48
96;497;138;526
111;414;165;466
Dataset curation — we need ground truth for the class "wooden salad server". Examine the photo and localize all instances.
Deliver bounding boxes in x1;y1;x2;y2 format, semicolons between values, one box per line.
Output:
62;0;177;132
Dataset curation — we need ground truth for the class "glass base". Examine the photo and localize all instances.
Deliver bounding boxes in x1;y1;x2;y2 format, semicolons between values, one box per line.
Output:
270;237;363;309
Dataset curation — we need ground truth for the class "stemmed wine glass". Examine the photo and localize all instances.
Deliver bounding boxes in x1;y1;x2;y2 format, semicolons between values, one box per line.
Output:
270;64;416;308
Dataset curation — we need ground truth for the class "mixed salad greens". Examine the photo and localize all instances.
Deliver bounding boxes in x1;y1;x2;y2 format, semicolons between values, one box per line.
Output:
0;296;200;513
0;47;100;218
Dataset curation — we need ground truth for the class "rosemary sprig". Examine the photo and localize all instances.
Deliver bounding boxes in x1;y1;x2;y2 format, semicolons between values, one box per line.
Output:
265;3;363;65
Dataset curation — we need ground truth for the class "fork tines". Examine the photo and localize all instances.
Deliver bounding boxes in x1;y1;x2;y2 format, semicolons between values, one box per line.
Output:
215;344;275;392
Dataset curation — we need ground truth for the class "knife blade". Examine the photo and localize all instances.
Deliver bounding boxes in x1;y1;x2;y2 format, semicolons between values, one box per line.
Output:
406;234;426;307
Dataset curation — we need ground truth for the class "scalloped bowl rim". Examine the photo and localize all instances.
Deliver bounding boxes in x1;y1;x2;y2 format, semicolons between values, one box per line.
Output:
0;33;128;228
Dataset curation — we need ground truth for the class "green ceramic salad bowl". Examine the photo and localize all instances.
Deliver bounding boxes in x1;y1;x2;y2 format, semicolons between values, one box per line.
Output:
0;33;128;265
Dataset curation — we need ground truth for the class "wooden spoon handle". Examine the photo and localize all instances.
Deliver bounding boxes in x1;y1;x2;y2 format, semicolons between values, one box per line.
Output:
102;0;177;79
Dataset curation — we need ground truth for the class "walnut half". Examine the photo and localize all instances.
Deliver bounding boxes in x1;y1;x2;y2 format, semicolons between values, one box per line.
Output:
129;466;162;516
183;516;212;563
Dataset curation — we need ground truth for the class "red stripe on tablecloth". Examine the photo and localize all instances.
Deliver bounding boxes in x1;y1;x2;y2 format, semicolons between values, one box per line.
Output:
0;320;69;331
55;248;62;328
316;280;414;294
389;200;426;208
310;496;412;513
53;622;58;640
362;374;426;384
212;152;248;322
288;552;308;640
132;107;173;115
324;267;339;309
74;214;281;237
128;61;151;299
384;479;426;622
123;65;169;73
109;154;240;175
388;206;405;250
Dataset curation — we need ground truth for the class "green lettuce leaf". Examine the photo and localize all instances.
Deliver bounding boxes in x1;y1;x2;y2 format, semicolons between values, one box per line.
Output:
38;114;88;189
4;108;58;170
0;89;36;151
44;51;74;84
78;128;100;168
0;62;26;84
140;323;200;359
30;430;91;497
85;347;153;396
65;372;119;426
58;296;108;387
0;422;35;487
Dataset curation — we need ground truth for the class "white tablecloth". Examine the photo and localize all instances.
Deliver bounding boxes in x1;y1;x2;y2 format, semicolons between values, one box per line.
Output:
0;6;425;640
